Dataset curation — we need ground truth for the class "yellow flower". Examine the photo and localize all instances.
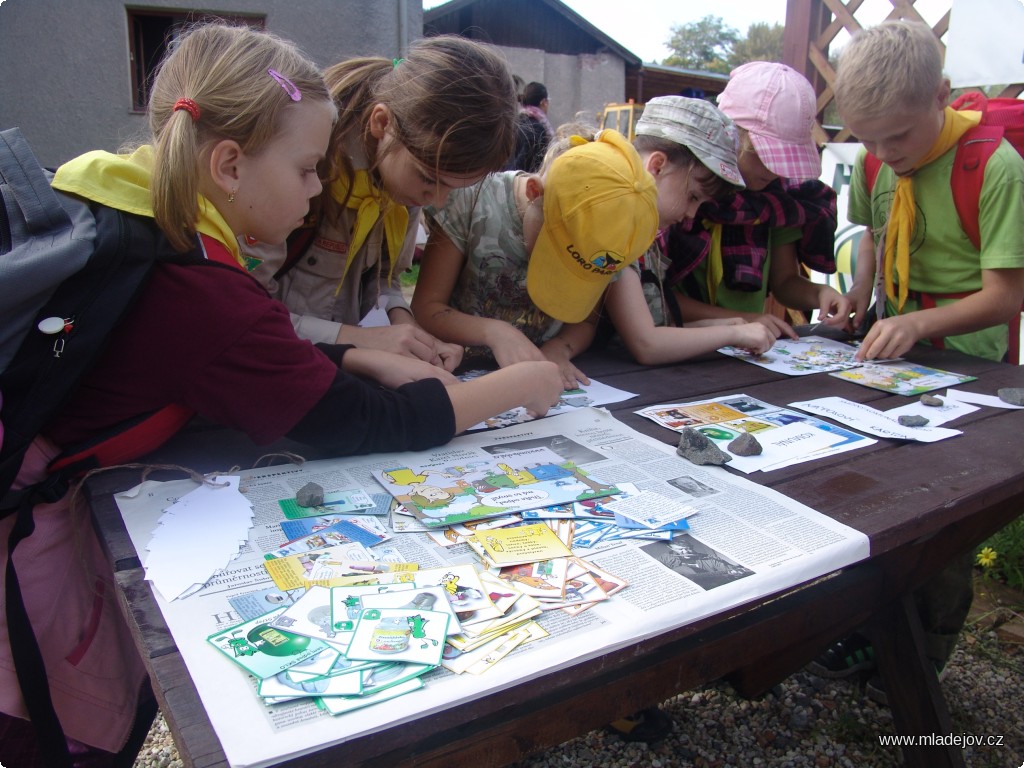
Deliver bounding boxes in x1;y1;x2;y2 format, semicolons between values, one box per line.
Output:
976;547;998;568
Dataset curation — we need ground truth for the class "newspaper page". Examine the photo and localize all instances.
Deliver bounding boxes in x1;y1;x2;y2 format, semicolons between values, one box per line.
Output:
114;407;869;768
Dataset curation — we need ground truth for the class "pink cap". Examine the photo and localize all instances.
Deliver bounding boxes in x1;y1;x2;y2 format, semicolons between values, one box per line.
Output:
717;62;821;181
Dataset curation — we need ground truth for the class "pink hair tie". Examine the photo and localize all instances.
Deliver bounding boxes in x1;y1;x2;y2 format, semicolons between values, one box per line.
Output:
268;69;301;101
173;97;200;122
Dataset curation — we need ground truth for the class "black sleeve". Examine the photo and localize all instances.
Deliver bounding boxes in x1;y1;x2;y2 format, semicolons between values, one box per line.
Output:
287;370;457;455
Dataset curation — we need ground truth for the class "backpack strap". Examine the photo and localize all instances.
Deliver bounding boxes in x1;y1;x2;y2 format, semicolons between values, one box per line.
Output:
863;152;882;195
950;124;1004;251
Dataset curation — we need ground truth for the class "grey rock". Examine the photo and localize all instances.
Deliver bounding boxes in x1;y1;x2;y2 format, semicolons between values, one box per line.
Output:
920;394;944;407
997;387;1024;406
728;432;762;456
898;414;929;427
677;427;731;465
296;481;325;507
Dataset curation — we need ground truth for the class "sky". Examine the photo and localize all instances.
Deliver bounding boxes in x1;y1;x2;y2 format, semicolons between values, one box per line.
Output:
423;0;954;64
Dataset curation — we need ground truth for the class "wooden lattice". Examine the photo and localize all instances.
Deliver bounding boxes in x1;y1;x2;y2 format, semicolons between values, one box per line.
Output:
782;0;1024;143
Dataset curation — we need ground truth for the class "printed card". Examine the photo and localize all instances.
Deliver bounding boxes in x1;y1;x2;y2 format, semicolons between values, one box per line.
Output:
207;607;330;679
345;608;450;665
278;488;376;520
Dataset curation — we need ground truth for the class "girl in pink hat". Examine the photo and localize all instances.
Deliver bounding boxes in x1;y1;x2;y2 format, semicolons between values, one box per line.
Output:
663;62;851;339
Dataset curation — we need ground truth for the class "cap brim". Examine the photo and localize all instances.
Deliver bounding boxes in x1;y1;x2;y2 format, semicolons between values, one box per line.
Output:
526;225;607;324
749;134;821;180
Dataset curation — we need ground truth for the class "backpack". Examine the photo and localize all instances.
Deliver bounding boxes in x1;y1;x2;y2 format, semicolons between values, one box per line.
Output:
862;92;1024;359
0;127;199;765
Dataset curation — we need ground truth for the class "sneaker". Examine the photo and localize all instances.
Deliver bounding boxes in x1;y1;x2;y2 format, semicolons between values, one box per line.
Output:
807;633;876;678
607;706;674;743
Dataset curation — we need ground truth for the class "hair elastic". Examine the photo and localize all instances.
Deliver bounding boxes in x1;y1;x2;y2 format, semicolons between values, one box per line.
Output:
392;58;406;68
268;69;302;101
173;97;200;122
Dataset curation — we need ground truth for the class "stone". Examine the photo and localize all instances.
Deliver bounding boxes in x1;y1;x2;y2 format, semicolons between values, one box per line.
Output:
898;414;929;427
296;481;325;508
677;427;731;465
997;387;1024;406
920;394;944;407
728;431;762;456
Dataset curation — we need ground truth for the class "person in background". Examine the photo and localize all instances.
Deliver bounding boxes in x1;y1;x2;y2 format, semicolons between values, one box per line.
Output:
810;20;1024;703
247;36;521;372
505;81;554;173
0;23;563;767
664;63;849;339
412;129;659;389
600;96;776;363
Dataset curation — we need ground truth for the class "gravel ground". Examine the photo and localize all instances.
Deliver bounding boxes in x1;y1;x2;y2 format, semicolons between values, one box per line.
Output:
133;625;1024;768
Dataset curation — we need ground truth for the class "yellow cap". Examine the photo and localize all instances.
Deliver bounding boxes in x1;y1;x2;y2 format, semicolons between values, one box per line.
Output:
526;129;659;323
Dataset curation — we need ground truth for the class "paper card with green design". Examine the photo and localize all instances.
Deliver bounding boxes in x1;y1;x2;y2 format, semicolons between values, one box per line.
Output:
345;607;450;665
207;607;331;679
377;445;619;528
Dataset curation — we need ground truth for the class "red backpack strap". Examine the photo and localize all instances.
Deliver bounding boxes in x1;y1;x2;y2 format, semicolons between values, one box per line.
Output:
950;124;1004;251
863;152;882;194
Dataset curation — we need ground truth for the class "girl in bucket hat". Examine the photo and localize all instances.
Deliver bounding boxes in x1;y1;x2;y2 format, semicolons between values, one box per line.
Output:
663;62;850;339
412;128;658;389
598;96;778;364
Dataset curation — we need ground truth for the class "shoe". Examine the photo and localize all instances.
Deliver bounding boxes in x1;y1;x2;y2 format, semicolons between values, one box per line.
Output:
607;706;673;743
807;633;876;678
865;663;948;707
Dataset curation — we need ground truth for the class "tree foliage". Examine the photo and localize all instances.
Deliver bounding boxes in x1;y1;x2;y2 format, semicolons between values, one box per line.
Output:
663;15;784;73
663;15;739;74
728;22;784;68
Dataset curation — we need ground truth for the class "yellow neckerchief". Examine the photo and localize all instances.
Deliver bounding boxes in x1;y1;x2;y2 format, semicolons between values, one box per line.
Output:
329;169;409;294
51;145;244;268
704;221;724;304
882;107;981;311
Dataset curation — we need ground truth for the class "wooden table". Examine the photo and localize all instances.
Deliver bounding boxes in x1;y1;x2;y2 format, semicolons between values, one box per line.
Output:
85;338;1024;768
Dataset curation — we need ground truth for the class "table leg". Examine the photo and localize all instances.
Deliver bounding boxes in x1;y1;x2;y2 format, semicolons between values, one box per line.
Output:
866;594;964;768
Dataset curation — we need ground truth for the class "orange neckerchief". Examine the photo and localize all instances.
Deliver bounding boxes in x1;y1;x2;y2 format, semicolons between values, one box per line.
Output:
329;170;408;295
883;107;981;311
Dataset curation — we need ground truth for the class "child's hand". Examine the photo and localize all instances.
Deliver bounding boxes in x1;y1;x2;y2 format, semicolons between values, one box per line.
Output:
338;324;451;368
753;313;798;340
816;287;853;328
731;323;776;355
341;348;459;388
435;340;465;372
854;315;921;361
488;324;548;367
844;281;875;333
511;362;566;419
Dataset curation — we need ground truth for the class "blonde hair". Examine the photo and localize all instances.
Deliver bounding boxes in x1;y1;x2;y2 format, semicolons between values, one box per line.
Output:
148;23;331;252
321;35;518;225
834;20;944;122
538;122;598;174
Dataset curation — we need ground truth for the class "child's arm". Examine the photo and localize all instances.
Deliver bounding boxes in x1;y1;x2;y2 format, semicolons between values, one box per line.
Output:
844;227;879;332
540;319;597;388
445;361;565;433
412;228;548;367
606;270;775;364
856;267;1024;361
338;316;463;371
672;289;797;340
767;242;852;328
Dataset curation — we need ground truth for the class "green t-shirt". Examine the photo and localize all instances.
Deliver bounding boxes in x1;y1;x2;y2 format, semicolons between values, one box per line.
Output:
848;141;1024;361
685;226;801;314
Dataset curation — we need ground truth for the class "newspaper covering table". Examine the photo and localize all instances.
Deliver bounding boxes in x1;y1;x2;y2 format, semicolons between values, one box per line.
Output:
114;408;870;768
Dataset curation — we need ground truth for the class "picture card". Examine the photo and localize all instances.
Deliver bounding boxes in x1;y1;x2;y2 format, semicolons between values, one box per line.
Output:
207;607;330;679
346;607;450;665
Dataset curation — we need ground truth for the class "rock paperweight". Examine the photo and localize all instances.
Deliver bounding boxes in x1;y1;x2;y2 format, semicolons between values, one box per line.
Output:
897;414;929;427
920;394;943;407
677;427;731;465
296;481;325;508
997;387;1024;406
728;432;762;456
